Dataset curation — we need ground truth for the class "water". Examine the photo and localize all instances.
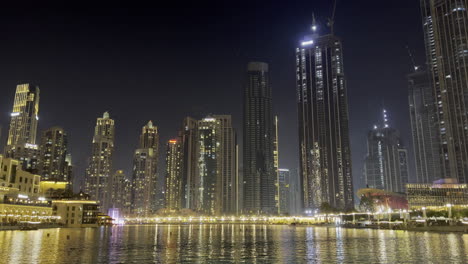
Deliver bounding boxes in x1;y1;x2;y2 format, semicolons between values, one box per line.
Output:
1;224;467;263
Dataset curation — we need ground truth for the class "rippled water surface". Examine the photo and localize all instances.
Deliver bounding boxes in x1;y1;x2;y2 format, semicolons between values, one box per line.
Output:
1;224;468;263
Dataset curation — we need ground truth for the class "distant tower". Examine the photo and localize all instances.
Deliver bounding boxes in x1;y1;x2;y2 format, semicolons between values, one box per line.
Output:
196;116;237;215
420;0;468;182
216;115;238;215
273;116;280;213
297;19;354;210
408;69;441;183
131;121;159;216
39;127;71;182
278;168;290;215
110;170;132;216
85;112;115;212
243;62;276;215
179;117;199;210
364;110;409;193
165;139;183;210
5;83;40;172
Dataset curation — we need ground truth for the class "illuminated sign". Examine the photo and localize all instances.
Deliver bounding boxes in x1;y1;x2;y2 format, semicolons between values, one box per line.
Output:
25;143;39;149
11;112;20;117
301;40;314;46
169;140;177;143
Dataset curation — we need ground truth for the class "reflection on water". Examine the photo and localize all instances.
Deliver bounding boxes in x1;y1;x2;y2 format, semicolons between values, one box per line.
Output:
0;224;467;263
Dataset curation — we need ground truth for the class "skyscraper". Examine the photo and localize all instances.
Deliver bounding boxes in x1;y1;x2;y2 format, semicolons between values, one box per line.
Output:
278;168;290;215
364;110;409;193
408;69;441;183
216;115;238;215
39;126;71;182
109;170;132;217
165;139;183;210
273;116;280;213
243;62;276;215
179;117;199;210
297;20;354;211
131;121;159;216
420;0;468;182
196;116;237;215
5;84;40;172
288;168;301;215
84;112;115;212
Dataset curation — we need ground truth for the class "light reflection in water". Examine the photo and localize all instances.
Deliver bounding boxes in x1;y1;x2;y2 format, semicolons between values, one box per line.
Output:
0;225;467;263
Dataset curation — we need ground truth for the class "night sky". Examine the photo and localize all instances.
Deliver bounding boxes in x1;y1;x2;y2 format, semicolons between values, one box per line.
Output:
0;1;425;193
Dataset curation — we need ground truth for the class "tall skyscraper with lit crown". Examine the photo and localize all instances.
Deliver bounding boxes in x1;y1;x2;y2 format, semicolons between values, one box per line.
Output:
85;112;115;212
131;121;159;216
296;19;354;211
165;139;183;210
5;83;40;172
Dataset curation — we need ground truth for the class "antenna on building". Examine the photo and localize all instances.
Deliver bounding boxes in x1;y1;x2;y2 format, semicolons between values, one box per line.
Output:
327;0;337;35
312;13;318;32
406;45;419;72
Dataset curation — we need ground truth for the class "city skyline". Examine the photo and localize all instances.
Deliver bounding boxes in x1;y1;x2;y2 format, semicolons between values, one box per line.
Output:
0;1;424;195
2;2;468;263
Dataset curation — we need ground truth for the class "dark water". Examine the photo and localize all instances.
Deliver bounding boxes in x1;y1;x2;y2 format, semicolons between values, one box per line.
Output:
0;224;467;263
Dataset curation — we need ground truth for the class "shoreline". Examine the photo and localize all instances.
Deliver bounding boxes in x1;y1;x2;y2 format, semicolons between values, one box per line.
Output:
2;222;468;234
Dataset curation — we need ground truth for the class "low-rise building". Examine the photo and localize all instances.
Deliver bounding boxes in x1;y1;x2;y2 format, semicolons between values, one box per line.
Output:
0;155;40;197
0;186;55;224
406;178;468;210
52;200;99;227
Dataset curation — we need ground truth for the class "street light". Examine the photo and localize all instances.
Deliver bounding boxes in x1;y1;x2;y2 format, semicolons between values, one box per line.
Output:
422;207;427;227
446;204;453;219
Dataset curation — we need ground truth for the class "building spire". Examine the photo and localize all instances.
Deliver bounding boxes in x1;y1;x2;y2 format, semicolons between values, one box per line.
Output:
103;111;110;119
383;109;389;128
312;13;318;32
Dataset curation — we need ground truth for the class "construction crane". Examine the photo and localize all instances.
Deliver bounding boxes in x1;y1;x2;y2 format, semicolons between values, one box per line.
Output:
406;45;419;72
327;0;337;35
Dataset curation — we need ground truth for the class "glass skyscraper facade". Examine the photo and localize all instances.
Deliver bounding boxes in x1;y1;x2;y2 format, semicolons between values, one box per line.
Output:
420;0;468;182
364;111;409;193
85;112;115;212
408;69;442;183
131;121;159;216
297;24;354;211
243;62;276;214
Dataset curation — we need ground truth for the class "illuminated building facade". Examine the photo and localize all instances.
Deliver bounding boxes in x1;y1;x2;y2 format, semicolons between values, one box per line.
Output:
297;21;354;210
216;116;238;215
110;170;131;216
243;62;276;214
408;69;442;183
364;110;409;193
39;127;72;182
5;83;40;172
165;139;183;210
278;169;290;215
420;0;468;182
406;178;468;209
196;116;237;215
179;117;198;209
131;121;159;216
84;112;115;212
0;155;41;197
53;200;99;227
273;116;280;213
